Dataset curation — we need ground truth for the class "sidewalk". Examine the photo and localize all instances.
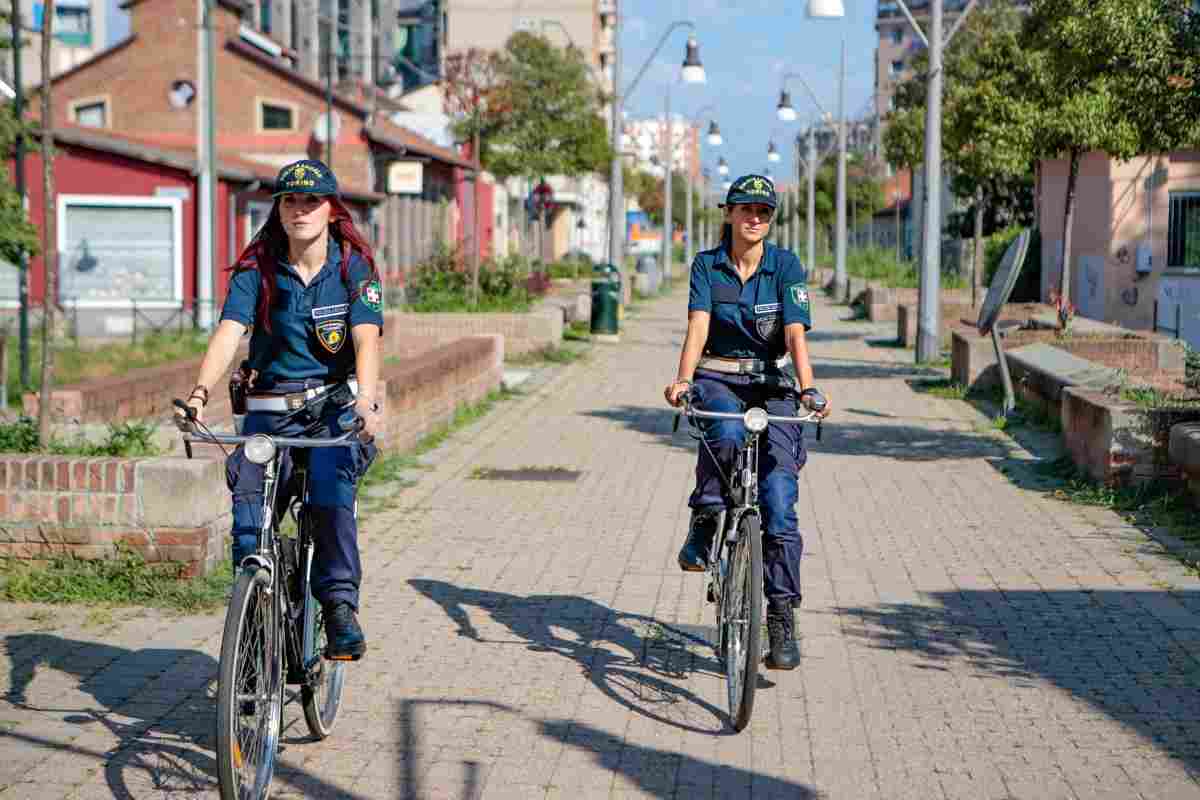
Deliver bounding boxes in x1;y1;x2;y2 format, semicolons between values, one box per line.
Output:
2;285;1199;799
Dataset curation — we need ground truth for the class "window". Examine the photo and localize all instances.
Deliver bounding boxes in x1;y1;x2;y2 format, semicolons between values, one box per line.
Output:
889;59;905;78
71;98;107;128
890;28;903;45
259;0;271;33
259;100;295;131
57;195;183;307
245;201;272;244
1168;192;1200;269
32;2;91;47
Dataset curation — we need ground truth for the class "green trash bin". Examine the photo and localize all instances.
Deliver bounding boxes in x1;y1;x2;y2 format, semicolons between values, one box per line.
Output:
590;267;621;341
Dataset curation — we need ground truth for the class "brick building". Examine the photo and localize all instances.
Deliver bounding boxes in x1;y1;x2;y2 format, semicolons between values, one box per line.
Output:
12;0;481;333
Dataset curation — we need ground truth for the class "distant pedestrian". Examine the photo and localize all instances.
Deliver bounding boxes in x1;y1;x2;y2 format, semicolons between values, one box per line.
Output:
175;158;384;660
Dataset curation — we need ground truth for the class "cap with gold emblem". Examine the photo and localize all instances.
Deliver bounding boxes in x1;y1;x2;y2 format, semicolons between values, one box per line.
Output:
272;159;339;197
718;173;778;209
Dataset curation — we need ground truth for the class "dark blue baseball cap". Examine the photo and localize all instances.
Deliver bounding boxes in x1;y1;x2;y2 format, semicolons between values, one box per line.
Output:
719;173;778;209
272;159;339;197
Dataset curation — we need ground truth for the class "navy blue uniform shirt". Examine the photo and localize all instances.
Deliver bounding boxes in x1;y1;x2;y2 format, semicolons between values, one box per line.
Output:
687;240;812;361
220;238;384;389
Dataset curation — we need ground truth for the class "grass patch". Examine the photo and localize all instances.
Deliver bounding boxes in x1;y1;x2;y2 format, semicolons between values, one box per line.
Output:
0;418;162;456
0;546;233;613
912;378;968;400
505;343;588;367
564;321;591;342
1034;456;1198;543
6;329;209;397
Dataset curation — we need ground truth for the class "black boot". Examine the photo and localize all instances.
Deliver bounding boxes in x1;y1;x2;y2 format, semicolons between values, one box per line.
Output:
765;599;800;670
677;508;718;572
324;602;367;661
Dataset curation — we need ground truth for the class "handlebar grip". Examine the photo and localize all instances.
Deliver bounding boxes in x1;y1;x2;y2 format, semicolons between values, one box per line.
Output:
337;410;366;434
173;398;198;420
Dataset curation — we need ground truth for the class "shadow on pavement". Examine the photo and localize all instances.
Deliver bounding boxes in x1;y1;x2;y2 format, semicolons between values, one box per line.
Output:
409;579;734;735
1;632;370;799
580;405;694;452
839;591;1200;774
817;420;1011;462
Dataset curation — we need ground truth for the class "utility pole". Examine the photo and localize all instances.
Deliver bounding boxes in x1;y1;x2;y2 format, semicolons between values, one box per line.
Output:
37;0;56;446
11;6;29;388
916;0;943;362
607;4;623;272
660;86;672;282
197;0;216;329
325;8;334;168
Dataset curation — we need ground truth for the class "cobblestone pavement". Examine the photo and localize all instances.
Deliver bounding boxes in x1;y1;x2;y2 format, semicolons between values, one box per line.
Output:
2;286;1200;800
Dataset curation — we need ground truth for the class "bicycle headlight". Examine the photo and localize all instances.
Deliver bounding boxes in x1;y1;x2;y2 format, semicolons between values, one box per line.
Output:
243;434;277;465
743;407;769;434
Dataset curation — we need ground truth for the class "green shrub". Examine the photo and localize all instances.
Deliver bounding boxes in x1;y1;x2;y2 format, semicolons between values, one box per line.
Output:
405;246;537;312
0;417;161;456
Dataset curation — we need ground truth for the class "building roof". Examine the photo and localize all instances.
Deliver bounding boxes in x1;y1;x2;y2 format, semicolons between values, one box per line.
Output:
46;123;387;203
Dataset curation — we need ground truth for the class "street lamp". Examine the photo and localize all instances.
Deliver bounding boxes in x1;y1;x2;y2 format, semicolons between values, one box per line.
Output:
890;0;979;362
767;141;781;163
685;103;720;267
608;20;703;289
777;90;798;122
717;157;729;176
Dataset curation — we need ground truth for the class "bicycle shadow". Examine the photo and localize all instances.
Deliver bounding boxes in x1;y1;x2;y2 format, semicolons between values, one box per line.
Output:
2;630;365;799
3;632;220;798
409;579;738;735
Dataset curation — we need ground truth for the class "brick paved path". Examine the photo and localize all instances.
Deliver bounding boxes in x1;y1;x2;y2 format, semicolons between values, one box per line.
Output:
3;287;1200;799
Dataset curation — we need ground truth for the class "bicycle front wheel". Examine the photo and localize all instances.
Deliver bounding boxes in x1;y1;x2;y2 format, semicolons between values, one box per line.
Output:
216;567;284;800
722;513;763;732
301;588;345;739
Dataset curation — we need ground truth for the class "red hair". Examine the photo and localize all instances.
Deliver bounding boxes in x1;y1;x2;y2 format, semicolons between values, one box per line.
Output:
228;196;379;333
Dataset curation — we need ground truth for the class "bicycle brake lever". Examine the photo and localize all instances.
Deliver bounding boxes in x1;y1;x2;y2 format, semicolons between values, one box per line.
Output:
673;413;681;433
816;420;822;442
184;439;193;459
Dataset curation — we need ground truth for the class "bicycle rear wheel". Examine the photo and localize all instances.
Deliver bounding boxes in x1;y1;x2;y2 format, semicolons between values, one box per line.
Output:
216;567;284;800
301;587;345;739
722;513;762;732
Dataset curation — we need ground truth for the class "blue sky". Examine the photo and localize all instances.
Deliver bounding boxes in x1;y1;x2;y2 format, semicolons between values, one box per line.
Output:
104;0;880;190
619;0;879;197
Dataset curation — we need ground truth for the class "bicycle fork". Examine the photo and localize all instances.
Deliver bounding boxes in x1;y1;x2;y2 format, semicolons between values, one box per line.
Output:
706;433;761;606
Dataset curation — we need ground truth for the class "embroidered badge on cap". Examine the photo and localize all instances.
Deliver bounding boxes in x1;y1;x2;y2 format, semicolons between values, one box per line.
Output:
316;318;347;353
358;279;383;312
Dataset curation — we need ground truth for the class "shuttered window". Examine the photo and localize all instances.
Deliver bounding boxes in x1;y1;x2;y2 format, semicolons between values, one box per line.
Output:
1168;192;1200;269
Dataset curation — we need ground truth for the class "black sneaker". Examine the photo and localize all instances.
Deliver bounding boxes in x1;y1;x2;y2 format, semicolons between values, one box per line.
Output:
764;599;800;670
677;509;719;572
323;602;367;661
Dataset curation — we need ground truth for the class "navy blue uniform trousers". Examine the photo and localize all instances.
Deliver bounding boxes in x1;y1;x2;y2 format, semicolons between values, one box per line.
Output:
226;397;376;610
688;369;807;605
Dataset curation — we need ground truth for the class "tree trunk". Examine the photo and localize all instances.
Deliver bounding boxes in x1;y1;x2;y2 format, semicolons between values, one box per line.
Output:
1059;148;1080;329
470;126;481;308
38;0;56;448
972;185;984;308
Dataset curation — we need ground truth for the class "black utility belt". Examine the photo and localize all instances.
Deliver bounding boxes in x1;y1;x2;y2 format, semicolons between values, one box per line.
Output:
245;379;358;413
697;355;789;375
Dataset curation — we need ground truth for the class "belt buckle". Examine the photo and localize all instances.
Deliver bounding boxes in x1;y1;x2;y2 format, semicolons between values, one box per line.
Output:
286;393;306;411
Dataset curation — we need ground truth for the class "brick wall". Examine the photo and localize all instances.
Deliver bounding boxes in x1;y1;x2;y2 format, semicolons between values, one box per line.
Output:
385;310;561;357
0;456;228;577
22;344;247;423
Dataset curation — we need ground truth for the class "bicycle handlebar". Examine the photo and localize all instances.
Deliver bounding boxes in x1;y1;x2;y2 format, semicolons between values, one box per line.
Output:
172;398;364;457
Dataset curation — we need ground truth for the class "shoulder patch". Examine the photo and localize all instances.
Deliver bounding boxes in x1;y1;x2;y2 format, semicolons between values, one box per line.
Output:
358;279;383;312
788;284;810;309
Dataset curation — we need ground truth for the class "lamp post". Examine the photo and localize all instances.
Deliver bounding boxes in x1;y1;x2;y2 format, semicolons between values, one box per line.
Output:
892;0;978;362
683;105;720;267
608;19;704;285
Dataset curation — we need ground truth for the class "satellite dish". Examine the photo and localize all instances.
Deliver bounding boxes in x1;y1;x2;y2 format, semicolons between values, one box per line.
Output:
312;111;342;144
977;229;1031;336
168;79;196;109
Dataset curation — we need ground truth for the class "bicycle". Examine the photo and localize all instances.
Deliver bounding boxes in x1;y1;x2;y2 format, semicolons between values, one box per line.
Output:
673;380;825;732
174;399;365;800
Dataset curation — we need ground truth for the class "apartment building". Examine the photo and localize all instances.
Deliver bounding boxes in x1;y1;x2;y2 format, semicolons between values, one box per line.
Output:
624;114;700;181
0;0;108;88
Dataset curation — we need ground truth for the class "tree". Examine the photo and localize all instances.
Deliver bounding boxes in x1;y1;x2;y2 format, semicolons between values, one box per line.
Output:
443;47;499;307
463;32;611;182
1023;0;1200;326
0;13;40;269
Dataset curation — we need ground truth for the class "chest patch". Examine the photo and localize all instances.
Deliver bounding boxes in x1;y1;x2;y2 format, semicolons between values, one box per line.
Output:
755;313;780;340
316;318;348;354
312;303;349;320
754;303;780;314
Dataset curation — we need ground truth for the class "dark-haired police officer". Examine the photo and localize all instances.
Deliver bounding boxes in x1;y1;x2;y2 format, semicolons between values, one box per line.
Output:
663;173;831;670
177;158;384;660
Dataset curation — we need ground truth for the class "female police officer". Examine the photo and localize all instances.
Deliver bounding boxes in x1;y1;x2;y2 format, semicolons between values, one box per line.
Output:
175;159;383;661
663;173;831;670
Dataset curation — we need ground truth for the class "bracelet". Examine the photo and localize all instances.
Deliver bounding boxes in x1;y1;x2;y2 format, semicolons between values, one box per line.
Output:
675;378;692;386
189;385;210;406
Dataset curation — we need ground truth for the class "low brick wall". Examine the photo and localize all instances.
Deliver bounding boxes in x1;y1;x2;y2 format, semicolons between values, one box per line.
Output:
1;335;503;576
386;309;561;357
22;344;248;423
1170;423;1200;505
0;456;228;577
951;323;1185;395
376;335;503;453
864;287;975;323
898;301;983;348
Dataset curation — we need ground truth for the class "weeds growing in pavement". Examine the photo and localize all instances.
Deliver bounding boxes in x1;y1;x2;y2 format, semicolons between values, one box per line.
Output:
0;545;233;612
